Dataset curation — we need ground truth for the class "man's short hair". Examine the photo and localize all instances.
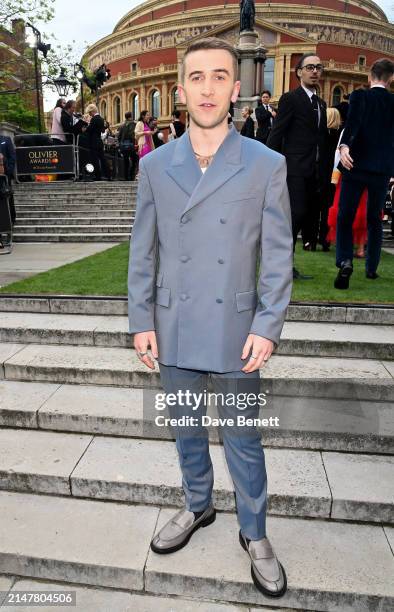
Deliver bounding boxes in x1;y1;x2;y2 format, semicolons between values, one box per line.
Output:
370;58;394;82
172;109;181;119
261;90;271;97
295;53;320;80
180;37;239;83
65;100;75;110
125;111;132;120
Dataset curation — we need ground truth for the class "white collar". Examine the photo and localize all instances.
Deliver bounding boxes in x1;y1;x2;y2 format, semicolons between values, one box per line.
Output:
371;84;386;89
301;84;316;99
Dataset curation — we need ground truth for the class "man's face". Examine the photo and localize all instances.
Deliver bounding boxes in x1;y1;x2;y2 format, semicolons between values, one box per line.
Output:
178;49;240;129
69;103;76;114
261;93;270;105
298;55;323;88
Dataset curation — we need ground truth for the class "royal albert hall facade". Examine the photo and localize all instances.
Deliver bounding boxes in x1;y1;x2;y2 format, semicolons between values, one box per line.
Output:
83;0;394;129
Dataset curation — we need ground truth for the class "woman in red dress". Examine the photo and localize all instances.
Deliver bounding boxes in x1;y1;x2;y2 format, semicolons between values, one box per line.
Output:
328;175;368;258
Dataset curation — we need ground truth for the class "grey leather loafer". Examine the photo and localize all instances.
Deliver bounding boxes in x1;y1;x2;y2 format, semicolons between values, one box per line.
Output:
151;504;216;554
239;530;287;598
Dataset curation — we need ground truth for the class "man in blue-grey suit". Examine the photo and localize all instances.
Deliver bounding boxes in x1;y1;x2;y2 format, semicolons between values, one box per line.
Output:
128;37;293;598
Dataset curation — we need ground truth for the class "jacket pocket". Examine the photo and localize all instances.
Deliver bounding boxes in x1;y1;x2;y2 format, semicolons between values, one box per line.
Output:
155;287;170;307
236;290;257;312
223;192;259;204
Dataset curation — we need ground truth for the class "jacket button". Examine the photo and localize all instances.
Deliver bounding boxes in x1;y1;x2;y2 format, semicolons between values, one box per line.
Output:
216;298;223;304
180;255;189;263
180;294;188;301
220;218;226;224
218;258;224;264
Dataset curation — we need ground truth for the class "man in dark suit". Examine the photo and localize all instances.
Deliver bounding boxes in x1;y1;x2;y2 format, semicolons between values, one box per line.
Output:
255;90;276;144
334;58;394;289
267;54;328;279
85;103;111;181
0;134;16;235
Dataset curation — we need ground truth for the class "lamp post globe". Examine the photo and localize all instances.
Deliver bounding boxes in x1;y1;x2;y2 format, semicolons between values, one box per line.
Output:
53;68;73;98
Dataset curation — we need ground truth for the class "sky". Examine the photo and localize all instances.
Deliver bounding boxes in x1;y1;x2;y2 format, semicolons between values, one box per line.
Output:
42;0;393;110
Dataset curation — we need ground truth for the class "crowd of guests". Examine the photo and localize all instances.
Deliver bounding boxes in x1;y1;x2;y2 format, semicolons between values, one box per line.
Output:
239;57;394;288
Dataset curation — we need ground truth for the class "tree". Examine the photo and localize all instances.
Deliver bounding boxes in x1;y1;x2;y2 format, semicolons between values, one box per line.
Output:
0;0;54;28
0;91;37;130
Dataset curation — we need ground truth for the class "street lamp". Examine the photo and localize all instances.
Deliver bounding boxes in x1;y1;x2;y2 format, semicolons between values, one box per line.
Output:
74;63;86;114
53;67;73;98
26;23;51;133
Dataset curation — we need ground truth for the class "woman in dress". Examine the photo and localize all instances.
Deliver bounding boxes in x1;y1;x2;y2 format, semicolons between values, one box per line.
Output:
135;110;156;159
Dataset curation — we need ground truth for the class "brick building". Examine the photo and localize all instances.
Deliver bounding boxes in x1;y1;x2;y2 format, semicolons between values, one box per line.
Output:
83;0;394;129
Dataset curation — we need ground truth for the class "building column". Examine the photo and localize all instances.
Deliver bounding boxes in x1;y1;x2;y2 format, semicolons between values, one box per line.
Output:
161;80;168;118
348;81;354;94
122;88;127;118
284;53;291;93
107;94;113;125
323;79;330;104
273;54;285;98
140;82;146;112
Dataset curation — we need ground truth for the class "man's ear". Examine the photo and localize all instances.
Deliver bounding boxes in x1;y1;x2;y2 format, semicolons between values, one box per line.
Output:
231;80;241;103
177;83;186;105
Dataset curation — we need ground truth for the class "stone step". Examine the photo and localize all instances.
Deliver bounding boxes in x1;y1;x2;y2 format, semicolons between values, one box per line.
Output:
1;380;392;454
14;217;134;226
13;225;132;234
15;210;134;218
15;203;135;211
1;427;392;523
0;313;392;360
12;233;131;242
0;491;392;610
1;342;392;401
0;297;393;325
1;577;250;612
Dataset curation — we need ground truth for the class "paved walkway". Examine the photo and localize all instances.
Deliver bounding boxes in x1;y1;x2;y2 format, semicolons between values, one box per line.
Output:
0;243;119;288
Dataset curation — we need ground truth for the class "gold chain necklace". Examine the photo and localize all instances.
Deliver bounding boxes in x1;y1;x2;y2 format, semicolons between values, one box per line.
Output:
192;149;215;168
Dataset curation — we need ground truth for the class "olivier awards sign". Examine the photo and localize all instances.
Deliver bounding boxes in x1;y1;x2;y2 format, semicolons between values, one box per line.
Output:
16;144;75;177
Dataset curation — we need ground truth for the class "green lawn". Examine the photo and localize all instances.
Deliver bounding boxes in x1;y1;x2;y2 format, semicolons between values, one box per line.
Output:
1;242;393;304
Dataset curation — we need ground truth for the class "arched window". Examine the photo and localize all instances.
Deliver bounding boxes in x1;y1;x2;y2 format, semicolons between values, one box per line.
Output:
332;85;343;106
131;93;139;120
263;58;275;96
171;86;179;112
113;96;121;124
151;89;160;118
358;55;366;67
101;100;107;119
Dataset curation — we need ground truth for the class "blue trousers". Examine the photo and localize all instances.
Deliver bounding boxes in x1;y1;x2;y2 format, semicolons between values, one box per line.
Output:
336;171;390;272
159;364;267;540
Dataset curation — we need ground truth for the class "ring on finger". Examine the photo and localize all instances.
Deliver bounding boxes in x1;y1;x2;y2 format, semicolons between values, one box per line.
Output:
251;354;258;360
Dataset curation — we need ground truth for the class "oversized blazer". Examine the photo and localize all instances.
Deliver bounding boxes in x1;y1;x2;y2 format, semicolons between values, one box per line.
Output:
128;124;293;373
267;86;328;179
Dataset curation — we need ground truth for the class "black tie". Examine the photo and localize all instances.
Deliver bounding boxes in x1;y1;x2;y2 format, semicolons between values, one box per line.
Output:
311;94;319;127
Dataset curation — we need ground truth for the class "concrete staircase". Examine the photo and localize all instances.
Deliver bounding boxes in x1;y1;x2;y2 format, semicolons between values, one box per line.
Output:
12;182;137;243
0;299;393;611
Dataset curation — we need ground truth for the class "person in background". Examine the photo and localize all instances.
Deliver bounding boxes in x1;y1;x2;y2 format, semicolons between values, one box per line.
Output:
51;98;66;144
334;93;350;125
135;110;156;159
61;100;78;145
334;58;394;289
255;91;276;144
168;110;185;140
150;117;164;148
0;133;16;245
304;106;342;252
85;103;111;181
240;106;255;139
118;112;138;181
267;54;328;280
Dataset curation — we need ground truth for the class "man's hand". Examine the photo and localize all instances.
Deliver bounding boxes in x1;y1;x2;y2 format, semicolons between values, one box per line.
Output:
241;334;274;373
339;145;353;170
134;331;158;370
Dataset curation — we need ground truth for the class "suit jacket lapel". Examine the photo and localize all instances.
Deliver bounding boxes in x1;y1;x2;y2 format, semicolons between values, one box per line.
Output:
297;86;317;128
165;125;244;216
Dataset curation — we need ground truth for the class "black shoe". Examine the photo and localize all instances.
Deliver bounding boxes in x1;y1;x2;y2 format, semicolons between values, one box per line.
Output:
320;241;330;252
366;271;379;279
334;259;353;289
293;267;313;280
